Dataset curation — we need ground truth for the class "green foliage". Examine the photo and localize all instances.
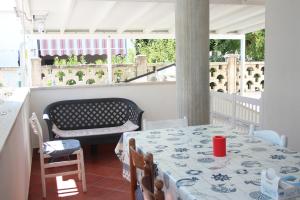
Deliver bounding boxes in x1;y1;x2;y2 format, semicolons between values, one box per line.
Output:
210;40;240;55
55;71;65;82
134;39;175;63
67;55;79;66
86;79;95;85
54;57;60;66
112;55;126;64
126;48;136;64
75;71;85;81
95;69;105;79
210;29;265;61
95;59;107;65
80;55;87;65
66;79;76;85
114;69;123;83
246;30;265;61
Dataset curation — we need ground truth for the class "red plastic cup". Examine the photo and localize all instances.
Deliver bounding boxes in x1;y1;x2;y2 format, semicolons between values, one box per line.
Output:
213;136;226;157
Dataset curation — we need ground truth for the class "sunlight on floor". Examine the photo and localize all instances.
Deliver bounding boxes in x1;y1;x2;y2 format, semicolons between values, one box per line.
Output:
56;176;79;197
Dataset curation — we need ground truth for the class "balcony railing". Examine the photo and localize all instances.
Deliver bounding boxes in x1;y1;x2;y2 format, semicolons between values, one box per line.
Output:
210;91;261;133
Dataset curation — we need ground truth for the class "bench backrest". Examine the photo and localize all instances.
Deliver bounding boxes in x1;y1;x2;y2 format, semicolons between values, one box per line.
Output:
43;98;143;139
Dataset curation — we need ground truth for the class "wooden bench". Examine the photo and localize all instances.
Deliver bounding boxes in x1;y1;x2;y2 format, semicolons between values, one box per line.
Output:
43;98;143;145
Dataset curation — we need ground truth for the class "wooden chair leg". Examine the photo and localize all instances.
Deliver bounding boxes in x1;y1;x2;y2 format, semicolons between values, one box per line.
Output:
77;152;81;180
80;149;87;192
40;156;46;198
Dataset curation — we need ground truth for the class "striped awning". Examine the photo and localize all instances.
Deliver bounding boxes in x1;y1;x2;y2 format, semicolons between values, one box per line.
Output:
38;39;127;56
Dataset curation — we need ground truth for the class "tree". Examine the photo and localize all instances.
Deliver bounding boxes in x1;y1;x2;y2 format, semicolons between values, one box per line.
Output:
246;29;265;61
135;39;175;63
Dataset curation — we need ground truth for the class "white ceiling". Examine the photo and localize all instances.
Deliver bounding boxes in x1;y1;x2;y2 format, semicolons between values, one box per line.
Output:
21;0;265;37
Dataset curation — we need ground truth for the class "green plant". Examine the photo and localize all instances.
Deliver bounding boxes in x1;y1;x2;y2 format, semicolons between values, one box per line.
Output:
66;79;76;85
55;71;66;82
80;55;87;65
95;69;105;79
135;39;175;63
112;55;126;64
86;79;96;85
75;71;85;81
126;48;136;64
54;57;60;66
114;69;123;83
67;55;79;66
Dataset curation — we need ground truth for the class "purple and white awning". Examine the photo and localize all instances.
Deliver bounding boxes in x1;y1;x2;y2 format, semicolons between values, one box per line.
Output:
39;39;127;56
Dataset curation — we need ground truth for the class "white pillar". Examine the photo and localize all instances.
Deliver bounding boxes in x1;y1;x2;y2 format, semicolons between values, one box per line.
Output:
240;35;246;96
175;0;210;125
107;37;112;84
263;0;300;150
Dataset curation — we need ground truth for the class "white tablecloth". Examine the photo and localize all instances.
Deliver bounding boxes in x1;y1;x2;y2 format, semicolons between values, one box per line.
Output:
115;125;300;200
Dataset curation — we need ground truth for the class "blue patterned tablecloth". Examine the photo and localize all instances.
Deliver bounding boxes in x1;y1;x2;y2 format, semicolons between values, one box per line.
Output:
115;125;300;200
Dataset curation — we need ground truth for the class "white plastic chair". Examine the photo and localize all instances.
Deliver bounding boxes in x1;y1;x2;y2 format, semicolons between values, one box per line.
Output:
249;125;288;147
29;113;87;198
143;117;188;130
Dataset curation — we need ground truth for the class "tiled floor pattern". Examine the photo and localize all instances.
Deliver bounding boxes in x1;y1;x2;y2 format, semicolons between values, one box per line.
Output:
28;144;131;200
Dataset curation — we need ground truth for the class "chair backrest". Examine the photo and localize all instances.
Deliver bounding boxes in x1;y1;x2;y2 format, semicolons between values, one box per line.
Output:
253;130;288;147
29;112;44;150
143;116;188;130
141;176;164;200
129;138;154;200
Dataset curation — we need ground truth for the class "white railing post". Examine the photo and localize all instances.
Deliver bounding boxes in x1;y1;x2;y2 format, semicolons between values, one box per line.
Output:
107;37;112;84
231;93;237;129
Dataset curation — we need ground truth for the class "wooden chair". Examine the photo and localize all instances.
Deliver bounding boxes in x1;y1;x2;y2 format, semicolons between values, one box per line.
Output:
143;116;188;130
141;176;165;200
29;113;87;198
129;138;164;200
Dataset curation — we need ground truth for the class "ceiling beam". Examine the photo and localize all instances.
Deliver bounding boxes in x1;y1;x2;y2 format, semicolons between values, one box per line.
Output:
211;7;264;30
238;22;265;34
210;5;247;21
88;1;118;33
117;2;159;33
60;0;78;34
82;0;266;5
217;13;264;33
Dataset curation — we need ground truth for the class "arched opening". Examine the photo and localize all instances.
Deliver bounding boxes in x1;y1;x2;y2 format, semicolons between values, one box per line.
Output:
247;67;254;75
247;80;253;89
210;82;216;89
216;74;224;83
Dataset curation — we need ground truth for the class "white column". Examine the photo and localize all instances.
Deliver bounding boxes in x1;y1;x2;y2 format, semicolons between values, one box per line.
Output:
107;37;112;84
175;0;210;125
263;0;300;150
240;35;246;96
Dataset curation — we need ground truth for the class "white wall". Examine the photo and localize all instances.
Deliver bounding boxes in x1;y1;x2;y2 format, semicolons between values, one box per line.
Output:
0;94;31;200
262;0;300;151
30;82;177;146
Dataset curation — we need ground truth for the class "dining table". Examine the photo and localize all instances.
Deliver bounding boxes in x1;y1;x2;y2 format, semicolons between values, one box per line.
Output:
114;124;300;200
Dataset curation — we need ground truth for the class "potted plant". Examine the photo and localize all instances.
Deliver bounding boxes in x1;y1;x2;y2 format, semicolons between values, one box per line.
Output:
66;79;76;85
114;69;123;83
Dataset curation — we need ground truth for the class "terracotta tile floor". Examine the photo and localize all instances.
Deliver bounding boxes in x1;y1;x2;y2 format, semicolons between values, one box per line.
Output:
28;144;131;200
